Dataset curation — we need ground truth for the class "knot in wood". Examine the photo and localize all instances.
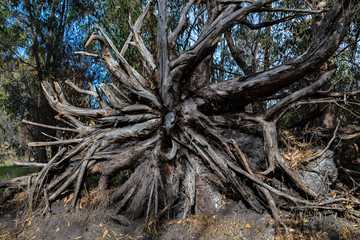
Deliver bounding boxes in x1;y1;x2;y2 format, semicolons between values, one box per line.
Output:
164;111;177;135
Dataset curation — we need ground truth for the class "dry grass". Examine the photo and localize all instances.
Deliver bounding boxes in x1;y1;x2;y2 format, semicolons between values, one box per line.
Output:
279;129;320;170
166;212;275;240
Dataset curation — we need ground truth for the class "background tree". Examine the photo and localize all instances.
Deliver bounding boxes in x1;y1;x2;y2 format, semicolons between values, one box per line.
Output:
0;0;106;162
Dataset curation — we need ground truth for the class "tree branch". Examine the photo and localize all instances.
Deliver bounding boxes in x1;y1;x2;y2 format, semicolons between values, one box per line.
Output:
65;79;110;109
120;0;155;56
257;7;328;14
265;68;336;121
225;29;254;75
241;14;302;30
128;11;157;75
22;119;78;133
93;24;149;90
171;0;276;82
42;81;118;118
158;0;173;108
82;31;162;108
197;1;358;110
28;138;83;147
168;0;196;46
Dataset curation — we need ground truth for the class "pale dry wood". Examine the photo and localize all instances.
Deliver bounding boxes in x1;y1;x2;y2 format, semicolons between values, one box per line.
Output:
94;24;149;90
99;114;159;124
22;119;78;133
158;0;173;108
42;81;118;118
230;138;280;226
120;0;155;56
129;18;157;74
73;51;99;58
29;147;67;209
185;126;261;212
28;138;83;147
99;83;126;109
18;0;360;225
65;79;109;109
182;151;197;219
342;132;360;140
12;162;46;168
109;83;132;103
92;135;160;176
0;176;32;188
82;31;162;108
48;160;95;202
168;0;196;46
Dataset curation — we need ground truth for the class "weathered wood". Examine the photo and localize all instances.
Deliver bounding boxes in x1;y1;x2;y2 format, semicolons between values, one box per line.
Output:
42;81;118;118
29;147;67;209
168;0;196;48
171;0;276;77
158;0;173;108
99;83;126;109
65;80;109;109
129;19;157;74
265;69;336;121
12;162;46;168
28;138;83;147
92;136;159;176
121;0;155;57
99;114;158;124
0;176;32;188
196;1;357;110
22;119;78;133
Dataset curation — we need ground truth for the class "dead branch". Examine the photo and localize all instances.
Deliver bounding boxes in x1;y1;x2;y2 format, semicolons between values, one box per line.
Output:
12;162;46;168
22;119;78;133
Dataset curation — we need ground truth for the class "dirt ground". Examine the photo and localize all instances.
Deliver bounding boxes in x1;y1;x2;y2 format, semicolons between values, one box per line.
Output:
1;191;360;240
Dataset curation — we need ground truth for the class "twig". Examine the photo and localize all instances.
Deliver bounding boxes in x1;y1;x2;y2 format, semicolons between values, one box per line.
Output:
65;80;109;109
28;138;83;147
304;0;313;9
22;119;78;133
42;188;51;215
316;170;329;198
230;139;254;174
169;0;196;45
306;122;339;161
257;7;328;14
74;51;99;58
41;132;60;141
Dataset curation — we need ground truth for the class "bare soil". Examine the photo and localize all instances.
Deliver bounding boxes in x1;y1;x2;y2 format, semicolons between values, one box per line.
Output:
1;191;359;240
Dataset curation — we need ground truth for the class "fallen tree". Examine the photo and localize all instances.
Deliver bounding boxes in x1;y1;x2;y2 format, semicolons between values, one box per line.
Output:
3;0;360;228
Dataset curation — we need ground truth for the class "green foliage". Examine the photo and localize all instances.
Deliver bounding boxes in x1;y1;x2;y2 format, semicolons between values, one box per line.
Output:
0;0;110;161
